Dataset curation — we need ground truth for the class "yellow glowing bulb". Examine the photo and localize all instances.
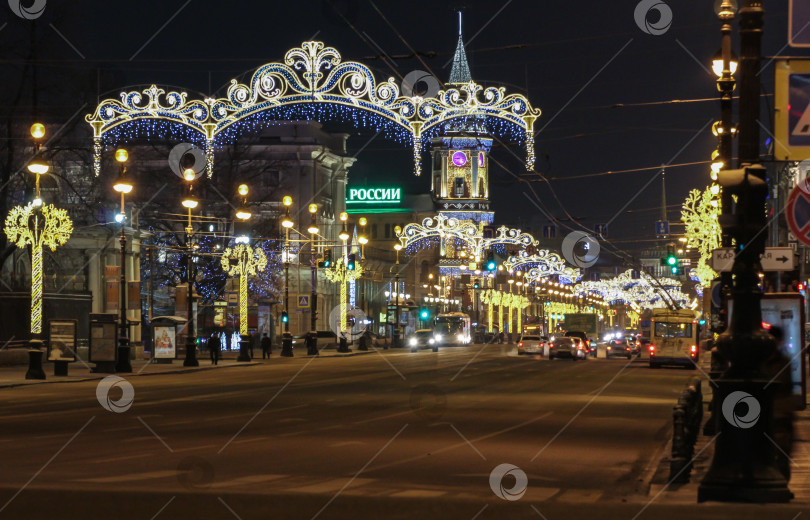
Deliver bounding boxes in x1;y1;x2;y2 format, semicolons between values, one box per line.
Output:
182;198;198;209
183;168;196;181
235;209;252;220
394;225;401;235
394;244;402;251
281;218;294;228
308;203;317;214
339;231;350;241
359;217;367;226
340;212;348;222
238;184;249;196
282;195;293;206
358;236;368;244
30;123;45;139
115;149;128;163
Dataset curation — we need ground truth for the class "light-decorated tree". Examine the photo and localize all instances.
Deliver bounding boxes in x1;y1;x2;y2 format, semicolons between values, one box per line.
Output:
681;184;722;286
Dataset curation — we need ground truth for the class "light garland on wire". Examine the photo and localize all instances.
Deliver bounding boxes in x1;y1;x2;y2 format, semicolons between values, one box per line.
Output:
4;202;73;334
397;214;538;258
220;244;267;336
681;184;722;285
505;250;582;283
87;40;541;177
572;269;689;309
323;256;364;335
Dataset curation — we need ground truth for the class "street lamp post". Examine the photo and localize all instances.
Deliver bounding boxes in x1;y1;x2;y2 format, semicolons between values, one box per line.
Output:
392;241;402;348
113;148;133;373
281;196;294;357
5;123;73;379
699;0;792;503
181;169;199;367
306;204;319;356
338;212;350;353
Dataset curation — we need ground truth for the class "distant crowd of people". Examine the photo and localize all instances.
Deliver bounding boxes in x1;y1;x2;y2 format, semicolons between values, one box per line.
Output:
206;331;273;365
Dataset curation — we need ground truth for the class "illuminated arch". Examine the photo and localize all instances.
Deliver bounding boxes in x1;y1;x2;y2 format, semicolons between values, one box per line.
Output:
87;41;541;178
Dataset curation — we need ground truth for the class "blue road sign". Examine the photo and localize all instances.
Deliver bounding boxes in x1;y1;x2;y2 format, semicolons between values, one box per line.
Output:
543;225;556;239
791;0;810;47
297;295;310;308
655;220;669;235
595;224;607;237
711;281;722;309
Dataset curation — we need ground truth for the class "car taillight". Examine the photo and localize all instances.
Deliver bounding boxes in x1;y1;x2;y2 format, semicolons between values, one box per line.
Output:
690;345;697;357
518;342;523;347
549;343;554;349
649;344;655;354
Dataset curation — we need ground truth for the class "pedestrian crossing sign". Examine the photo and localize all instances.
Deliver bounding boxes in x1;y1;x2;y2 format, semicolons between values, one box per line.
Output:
297;295;309;308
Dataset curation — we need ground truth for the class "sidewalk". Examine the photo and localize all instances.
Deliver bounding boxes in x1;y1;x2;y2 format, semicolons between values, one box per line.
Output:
647;356;810;504
0;348;375;389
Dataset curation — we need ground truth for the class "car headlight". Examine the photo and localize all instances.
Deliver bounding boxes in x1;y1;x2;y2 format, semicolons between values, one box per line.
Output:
429;338;434;344
457;334;464;341
434;334;442;341
409;338;417;346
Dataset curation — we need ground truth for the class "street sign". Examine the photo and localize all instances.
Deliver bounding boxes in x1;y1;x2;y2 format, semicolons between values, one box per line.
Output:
790;0;810;47
712;247;796;272
595;224;607;237
297;295;309;308
760;247;796;271
787;185;810;246
655;220;669;236
775;60;810;160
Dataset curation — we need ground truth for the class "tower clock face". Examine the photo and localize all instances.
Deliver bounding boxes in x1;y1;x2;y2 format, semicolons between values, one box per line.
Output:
451;151;467;167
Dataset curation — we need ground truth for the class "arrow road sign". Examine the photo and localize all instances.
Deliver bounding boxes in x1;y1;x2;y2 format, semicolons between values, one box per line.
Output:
712;247;796;272
655;220;669;236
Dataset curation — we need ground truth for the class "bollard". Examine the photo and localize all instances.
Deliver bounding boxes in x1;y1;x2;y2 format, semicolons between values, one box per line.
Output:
280;332;294;357
306;331;318;356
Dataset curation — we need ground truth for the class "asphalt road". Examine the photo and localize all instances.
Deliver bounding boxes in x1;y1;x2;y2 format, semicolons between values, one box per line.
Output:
0;345;803;519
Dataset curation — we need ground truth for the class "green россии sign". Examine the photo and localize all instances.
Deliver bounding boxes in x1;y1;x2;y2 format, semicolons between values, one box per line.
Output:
347;187;401;204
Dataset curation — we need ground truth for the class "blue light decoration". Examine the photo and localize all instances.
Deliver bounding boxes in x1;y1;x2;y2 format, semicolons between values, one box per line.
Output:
87;40;541;177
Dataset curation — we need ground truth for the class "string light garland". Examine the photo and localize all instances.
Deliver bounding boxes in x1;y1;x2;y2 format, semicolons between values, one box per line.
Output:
5;202;73;334
87;40;541;177
681;184;721;285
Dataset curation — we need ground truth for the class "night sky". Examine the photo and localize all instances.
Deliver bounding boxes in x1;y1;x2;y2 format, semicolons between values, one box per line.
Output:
1;0;802;255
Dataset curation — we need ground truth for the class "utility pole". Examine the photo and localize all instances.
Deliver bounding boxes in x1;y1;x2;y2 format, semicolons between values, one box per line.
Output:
699;0;792;502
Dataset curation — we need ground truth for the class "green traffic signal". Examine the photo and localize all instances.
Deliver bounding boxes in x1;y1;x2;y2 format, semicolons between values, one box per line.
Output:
666;255;677;266
281;311;289;323
419;308;430;320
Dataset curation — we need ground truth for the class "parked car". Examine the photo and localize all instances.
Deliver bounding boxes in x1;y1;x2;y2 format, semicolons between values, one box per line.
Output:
549;337;579;360
517;334;544;355
606;339;633;359
409;329;438;352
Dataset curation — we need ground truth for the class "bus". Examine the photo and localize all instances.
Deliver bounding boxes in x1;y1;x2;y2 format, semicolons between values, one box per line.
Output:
434;312;472;345
649;308;699;369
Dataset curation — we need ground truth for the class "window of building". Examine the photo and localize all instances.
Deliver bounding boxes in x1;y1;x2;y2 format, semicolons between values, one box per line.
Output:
385;223;390;238
371;224;378;239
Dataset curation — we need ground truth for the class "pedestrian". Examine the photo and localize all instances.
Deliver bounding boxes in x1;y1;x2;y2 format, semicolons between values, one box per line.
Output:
209;332;221;365
249;331;258;359
261;333;272;359
764;325;796;480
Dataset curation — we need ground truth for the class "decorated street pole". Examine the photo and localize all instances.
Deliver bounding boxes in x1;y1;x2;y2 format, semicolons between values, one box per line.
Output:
324;256;364;352
221;244;267;362
5;202;73;379
5;123;73;379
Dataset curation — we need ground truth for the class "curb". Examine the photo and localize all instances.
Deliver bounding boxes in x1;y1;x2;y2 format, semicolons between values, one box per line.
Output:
0;362;261;389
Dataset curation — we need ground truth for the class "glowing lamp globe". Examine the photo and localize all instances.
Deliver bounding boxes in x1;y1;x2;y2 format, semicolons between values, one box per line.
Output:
238;184;249;196
235;208;252;220
339;230;350;241
115;149;129;163
282;195;293;206
27;156;49;175
182;198;198;209
183;168;196;181
281;218;294;229
359;217;367;226
30;123;45;139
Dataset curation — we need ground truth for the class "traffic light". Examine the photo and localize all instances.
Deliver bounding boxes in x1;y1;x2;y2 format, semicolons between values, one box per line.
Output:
347;253;356;271
473;279;480;290
419;308;430;320
484;251;496;271
660;244;677;272
281;311;289;324
318;249;332;268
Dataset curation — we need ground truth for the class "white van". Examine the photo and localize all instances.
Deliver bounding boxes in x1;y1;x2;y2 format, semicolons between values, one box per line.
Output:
649;308;698;369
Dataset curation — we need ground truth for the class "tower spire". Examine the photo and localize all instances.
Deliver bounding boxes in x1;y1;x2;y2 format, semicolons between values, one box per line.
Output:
449;11;472;84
